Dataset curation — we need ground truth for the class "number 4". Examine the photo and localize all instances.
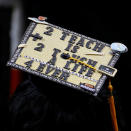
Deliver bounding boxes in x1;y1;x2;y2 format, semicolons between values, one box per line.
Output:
24;60;33;68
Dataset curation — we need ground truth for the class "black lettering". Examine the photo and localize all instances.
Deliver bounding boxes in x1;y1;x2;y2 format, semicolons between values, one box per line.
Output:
64;61;71;70
85;59;97;77
34;43;44;52
77;57;87;73
60;31;70;40
52;48;61;57
92;43;105;52
65;43;73;51
44;26;54;36
51;69;61;78
36;63;46;72
72;57;87;72
30;33;43;41
86;40;95;49
78;65;87;74
72;54;77;58
79;57;87;63
71;45;80;53
64;54;81;71
76;56;80;59
72;63;79;72
76;37;85;47
85;69;94;77
68;35;77;44
24;60;33;69
71;54;78;63
87;59;97;66
45;66;54;74
59;72;70;81
48;48;61;65
48;57;56;65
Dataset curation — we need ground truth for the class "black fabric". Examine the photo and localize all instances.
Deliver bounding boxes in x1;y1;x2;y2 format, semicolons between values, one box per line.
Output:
8;75;114;130
8;72;128;131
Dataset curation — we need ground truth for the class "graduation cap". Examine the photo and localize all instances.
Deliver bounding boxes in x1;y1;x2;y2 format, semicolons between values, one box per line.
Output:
7;16;128;130
7;16;128;96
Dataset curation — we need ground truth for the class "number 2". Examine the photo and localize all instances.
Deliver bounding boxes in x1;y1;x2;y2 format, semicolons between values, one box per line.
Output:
34;43;45;52
44;26;54;36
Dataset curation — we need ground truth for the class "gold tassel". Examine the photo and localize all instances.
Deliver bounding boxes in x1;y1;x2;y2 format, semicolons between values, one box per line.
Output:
108;79;118;131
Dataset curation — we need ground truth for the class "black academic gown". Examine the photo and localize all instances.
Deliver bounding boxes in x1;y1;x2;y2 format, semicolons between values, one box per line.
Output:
8;74;127;131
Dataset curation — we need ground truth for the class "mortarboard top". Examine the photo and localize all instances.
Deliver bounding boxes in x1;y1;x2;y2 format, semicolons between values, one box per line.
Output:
7;16;128;96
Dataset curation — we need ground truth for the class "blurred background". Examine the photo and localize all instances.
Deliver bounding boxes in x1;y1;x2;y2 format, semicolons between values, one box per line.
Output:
0;0;130;130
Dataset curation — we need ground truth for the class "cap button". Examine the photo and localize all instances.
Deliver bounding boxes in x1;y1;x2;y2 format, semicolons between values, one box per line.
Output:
38;16;47;21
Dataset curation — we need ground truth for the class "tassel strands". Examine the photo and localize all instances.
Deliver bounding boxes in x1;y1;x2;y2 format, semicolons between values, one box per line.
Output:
108;79;118;131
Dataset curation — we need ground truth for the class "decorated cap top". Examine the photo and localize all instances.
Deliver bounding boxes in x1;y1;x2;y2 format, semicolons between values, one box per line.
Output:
7;16;127;96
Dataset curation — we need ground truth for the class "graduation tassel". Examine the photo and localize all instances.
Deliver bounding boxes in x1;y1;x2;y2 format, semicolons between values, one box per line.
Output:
108;79;118;131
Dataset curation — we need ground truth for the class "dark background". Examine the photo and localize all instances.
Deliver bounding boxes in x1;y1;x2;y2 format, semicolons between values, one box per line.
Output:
0;0;130;130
